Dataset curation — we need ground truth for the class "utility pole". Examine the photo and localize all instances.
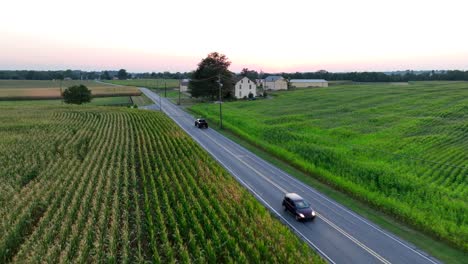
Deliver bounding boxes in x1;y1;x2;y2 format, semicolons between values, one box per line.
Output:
158;78;162;111
59;79;63;104
218;74;223;129
178;78;181;105
164;82;167;97
159;91;162;111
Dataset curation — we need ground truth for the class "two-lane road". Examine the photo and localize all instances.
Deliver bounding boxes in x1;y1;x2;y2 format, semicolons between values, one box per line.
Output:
141;88;440;264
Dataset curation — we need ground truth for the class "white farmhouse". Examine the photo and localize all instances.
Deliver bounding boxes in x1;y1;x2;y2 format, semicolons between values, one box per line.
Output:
234;76;257;99
264;76;288;90
290;79;328;88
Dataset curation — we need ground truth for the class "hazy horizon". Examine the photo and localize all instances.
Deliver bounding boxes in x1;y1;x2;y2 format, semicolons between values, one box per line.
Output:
1;0;467;73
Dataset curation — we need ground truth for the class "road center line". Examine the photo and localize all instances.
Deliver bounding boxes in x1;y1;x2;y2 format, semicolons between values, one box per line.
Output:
142;88;394;264
202;129;392;264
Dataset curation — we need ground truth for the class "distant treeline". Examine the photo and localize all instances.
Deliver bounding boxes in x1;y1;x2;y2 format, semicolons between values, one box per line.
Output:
244;70;468;82
1;69;468;82
0;70;192;80
288;70;468;82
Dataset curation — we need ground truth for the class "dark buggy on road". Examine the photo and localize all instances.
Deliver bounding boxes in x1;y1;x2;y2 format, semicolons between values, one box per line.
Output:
195;118;208;129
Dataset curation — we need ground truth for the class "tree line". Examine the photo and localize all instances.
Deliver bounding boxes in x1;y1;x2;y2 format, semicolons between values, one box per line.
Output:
0;70;192;80
239;69;468;82
1;68;467;82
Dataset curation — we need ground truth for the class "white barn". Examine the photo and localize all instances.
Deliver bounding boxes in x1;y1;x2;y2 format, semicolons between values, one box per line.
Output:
234;76;257;99
290;79;328;88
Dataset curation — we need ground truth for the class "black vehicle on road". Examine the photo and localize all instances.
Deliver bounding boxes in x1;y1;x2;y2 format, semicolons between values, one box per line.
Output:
282;193;316;221
195;118;208;129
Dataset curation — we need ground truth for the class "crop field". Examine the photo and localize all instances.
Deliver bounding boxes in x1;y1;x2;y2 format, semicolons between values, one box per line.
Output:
191;81;468;250
0;96;134;107
0;106;322;263
105;79;180;89
0;80;140;99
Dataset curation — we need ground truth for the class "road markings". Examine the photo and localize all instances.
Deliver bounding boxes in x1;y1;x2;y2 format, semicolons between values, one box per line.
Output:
244;152;439;264
318;213;391;264
142;88;397;264
201;130;288;194
202;129;392;264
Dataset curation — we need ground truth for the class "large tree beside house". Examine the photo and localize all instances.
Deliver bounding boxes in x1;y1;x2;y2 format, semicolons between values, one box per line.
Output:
189;52;233;99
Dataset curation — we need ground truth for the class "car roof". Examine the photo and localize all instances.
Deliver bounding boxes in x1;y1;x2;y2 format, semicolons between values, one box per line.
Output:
285;193;303;201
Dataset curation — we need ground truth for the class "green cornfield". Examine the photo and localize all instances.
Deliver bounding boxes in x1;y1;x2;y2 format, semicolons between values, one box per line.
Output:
190;81;468;250
0;106;323;263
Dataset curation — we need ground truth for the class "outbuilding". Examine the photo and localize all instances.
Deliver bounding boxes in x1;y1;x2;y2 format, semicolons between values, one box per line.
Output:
264;76;288;90
290;79;328;88
180;79;190;92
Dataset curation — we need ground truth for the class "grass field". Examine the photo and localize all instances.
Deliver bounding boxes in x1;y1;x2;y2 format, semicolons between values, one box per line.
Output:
105;79;180;89
190;81;468;250
0;105;323;263
0;80;140;99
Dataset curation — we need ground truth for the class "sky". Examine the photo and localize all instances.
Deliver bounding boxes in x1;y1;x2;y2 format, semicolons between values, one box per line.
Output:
1;0;468;73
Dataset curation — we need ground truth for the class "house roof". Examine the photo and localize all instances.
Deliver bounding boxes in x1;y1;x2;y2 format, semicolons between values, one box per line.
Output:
265;76;284;82
233;76;253;84
290;79;327;83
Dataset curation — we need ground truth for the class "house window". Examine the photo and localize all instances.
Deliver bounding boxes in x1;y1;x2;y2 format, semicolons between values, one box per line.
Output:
249;84;252;89
239;91;242;97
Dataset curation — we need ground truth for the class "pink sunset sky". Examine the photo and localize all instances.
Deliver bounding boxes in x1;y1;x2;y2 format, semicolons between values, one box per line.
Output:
1;0;467;73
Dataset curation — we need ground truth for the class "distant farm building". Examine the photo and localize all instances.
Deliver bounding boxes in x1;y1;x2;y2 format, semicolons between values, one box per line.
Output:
234;76;257;99
290;79;328;88
264;76;288;90
180;79;190;92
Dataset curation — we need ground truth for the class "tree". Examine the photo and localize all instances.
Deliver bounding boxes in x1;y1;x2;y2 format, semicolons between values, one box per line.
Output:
102;71;111;80
117;69;128;80
189;52;233;99
63;85;92;105
240;68;259;80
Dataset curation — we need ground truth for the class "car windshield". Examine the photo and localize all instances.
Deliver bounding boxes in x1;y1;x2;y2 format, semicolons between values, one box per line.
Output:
199;119;206;122
295;200;309;209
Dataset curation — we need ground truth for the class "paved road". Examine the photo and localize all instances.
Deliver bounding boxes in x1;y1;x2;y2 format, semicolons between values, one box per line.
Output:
140;88;440;264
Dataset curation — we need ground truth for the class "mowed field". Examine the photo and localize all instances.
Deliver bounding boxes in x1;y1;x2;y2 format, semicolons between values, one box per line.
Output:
0;80;140;99
0;106;322;263
191;81;468;250
105;79;180;89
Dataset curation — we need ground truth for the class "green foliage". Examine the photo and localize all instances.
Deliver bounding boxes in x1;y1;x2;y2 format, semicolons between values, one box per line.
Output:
117;69;128;80
63;85;92;105
191;81;468;250
102;71;111;80
240;68;259;80
0;106;324;263
189;52;233;99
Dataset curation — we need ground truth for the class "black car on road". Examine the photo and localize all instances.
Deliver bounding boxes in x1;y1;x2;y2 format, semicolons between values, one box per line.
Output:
282;193;316;221
195;118;208;129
